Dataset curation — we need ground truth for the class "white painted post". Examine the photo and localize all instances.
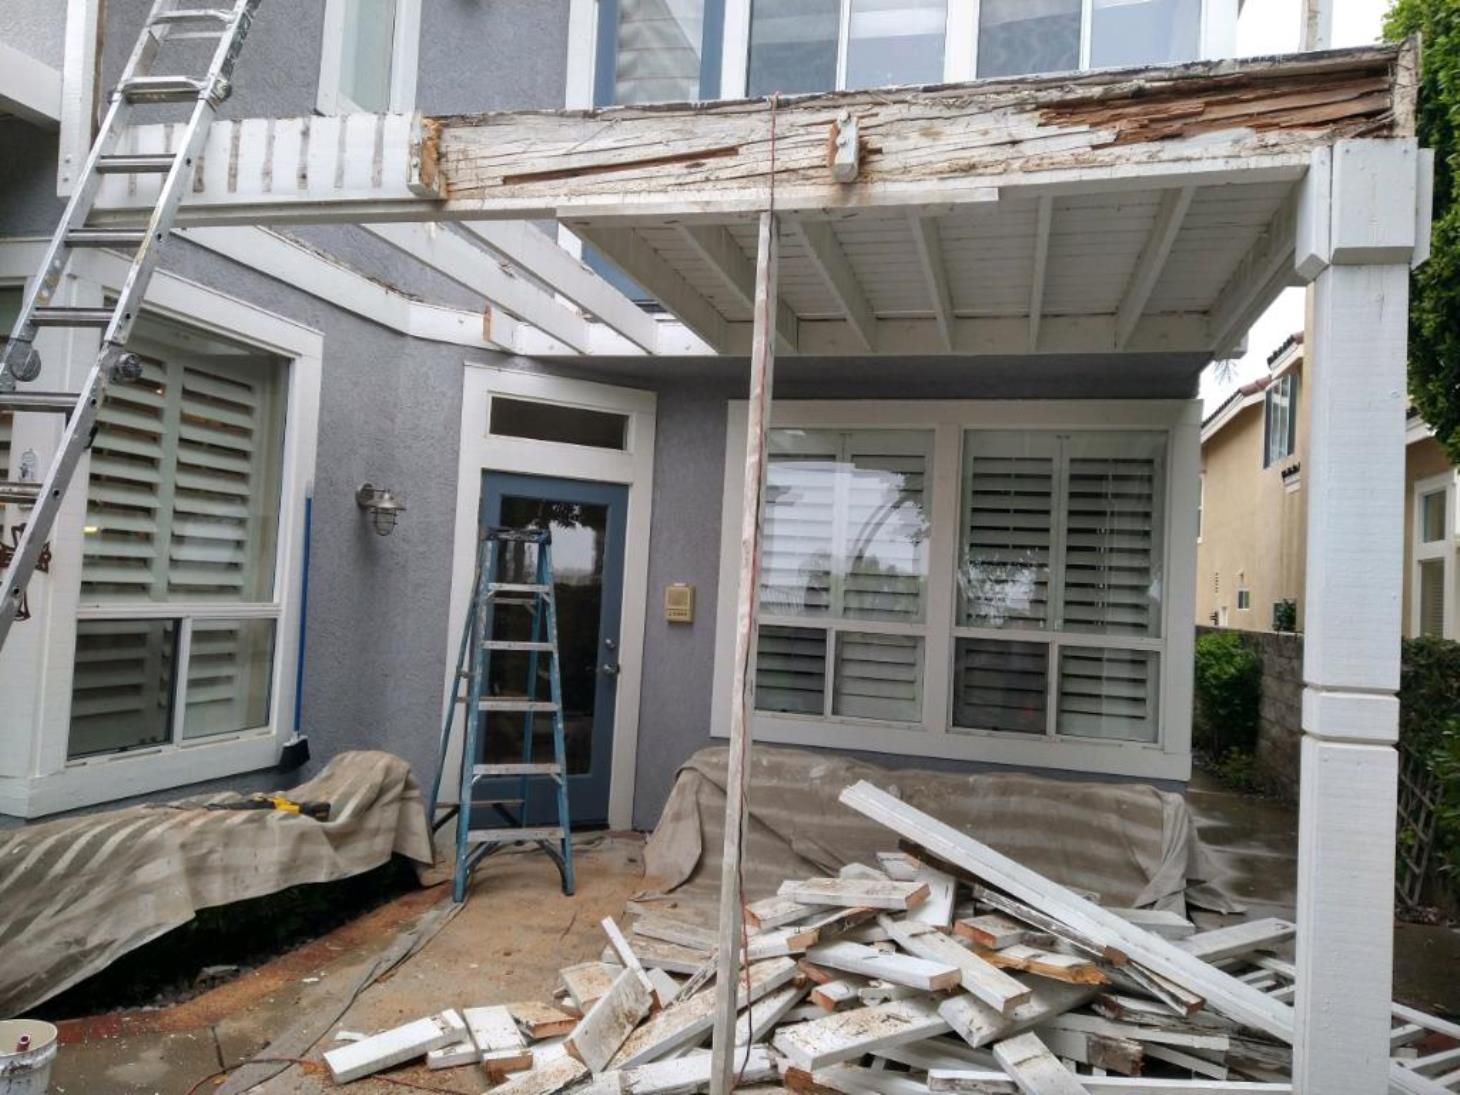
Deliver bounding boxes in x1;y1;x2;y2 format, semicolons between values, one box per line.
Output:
1294;138;1424;1094
709;211;779;1095
1300;0;1332;51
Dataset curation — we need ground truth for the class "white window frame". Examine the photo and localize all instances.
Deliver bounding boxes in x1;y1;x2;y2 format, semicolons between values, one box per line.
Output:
1411;471;1457;640
442;366;657;831
721;0;1227;98
316;0;422;115
0;239;322;819
711;398;1200;782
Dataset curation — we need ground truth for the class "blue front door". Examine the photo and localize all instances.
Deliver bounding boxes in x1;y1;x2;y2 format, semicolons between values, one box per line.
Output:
478;472;628;827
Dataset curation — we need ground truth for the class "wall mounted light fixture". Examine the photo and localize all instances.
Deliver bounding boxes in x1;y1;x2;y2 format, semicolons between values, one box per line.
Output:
356;483;406;537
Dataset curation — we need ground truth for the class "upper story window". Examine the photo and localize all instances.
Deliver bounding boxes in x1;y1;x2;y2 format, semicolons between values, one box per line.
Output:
317;0;421;114
747;0;948;95
1263;373;1298;469
597;0;726;104
979;0;1200;78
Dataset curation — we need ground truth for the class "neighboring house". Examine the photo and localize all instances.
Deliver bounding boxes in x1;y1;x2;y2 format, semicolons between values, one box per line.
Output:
1198;334;1459;639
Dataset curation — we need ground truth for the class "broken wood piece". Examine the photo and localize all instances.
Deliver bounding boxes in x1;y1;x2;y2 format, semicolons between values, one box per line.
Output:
811;980;862;1011
773;997;951;1070
466;1003;533;1076
940;980;1097;1049
483;1047;538;1077
1179;919;1297;963
792;1062;935;1095
603;916;664;1005
1046;1011;1230;1054
908;865;958;928
323;1009;467;1084
1091;994;1233;1032
1113;963;1206;1016
632;916;717;953
928;1072;1292;1093
807;939;961;991
881;915;1032;1015
426;1041;478;1070
957;914;1037;951
511;1001;581;1040
747;894;819;930
577;1072;627;1095
490;1054;591;1095
624;1046;777;1093
746;925;821;960
972;944;1109;986
797;960;840;986
631;936;709;976
972;885;1124;966
561;963;626;1015
992;1031;1092;1095
646;967;681;1008
877;851;923;881
795;905;882;937
1108;908;1196;940
839;862;890;881
858;980;925;1005
1033;1026;1143;1076
566;966;655;1073
780;877;930;910
735;983;809;1043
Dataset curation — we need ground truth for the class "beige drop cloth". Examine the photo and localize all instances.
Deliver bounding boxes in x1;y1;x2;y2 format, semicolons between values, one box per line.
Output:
0;750;432;1016
635;746;1236;923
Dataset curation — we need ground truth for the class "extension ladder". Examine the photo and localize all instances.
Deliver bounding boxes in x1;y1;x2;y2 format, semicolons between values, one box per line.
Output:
0;0;261;647
430;526;575;902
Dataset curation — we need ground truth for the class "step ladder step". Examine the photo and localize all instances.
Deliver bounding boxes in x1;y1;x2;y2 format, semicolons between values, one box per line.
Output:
0;391;80;414
479;699;559;712
31;307;114;328
0;483;43;505
118;75;210;102
96;153;178;175
468;827;564;846
469;797;525;808
488;583;552;595
473;763;563;777
66;228;149;249
483;640;556;652
151;7;234;24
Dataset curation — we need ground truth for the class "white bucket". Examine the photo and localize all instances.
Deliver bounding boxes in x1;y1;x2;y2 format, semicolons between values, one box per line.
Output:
0;1021;58;1095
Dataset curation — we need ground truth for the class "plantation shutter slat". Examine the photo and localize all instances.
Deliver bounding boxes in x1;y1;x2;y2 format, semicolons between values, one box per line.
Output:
754;624;826;714
961;436;1059;630
833;632;921;721
953;638;1048;734
1057;647;1158;741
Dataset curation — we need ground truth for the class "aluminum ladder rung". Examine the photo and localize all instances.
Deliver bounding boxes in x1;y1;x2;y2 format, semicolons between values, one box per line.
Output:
0;483;43;505
468;827;564;846
66;229;149;249
488;583;552;594
96;154;178;175
30;308;115;328
473;762;563;778
479;699;558;713
117;75;211;102
469;797;525;808
0;392;80;414
483;640;555;652
151;7;233;23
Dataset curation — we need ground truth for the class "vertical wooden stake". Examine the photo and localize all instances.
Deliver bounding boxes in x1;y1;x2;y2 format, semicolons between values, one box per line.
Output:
709;211;779;1095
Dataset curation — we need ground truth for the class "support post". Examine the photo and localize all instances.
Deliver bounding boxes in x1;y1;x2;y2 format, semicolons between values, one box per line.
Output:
1294;138;1422;1094
709;211;779;1095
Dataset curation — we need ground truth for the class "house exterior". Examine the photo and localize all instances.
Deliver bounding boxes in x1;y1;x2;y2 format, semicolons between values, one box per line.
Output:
1198;334;1459;639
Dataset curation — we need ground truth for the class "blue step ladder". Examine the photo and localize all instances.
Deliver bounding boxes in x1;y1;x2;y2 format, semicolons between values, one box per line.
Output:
428;526;575;901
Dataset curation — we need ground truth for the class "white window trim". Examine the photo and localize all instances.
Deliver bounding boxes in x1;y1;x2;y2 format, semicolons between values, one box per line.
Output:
316;0;421;115
710;399;1199;782
721;0;1223;100
0;240;322;818
1410;471;1457;640
442;365;657;831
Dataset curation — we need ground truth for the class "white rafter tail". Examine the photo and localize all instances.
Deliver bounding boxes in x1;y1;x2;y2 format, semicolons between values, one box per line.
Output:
909;213;955;352
677;224;799;354
466;221;661;353
1114;186;1197;350
573;225;733;353
0;41;61;128
793;219;878;352
1208;185;1302;357
1029;196;1054;353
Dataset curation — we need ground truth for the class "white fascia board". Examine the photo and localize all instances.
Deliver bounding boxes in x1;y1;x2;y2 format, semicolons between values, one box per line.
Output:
1200;389;1265;444
0;41;62;128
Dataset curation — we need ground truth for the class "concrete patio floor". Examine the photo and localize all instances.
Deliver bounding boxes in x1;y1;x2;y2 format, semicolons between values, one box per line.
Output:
42;779;1460;1094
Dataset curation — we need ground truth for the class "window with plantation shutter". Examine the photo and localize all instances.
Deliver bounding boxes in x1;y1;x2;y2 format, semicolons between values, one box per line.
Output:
1057;646;1158;741
69;322;286;759
754;428;931;725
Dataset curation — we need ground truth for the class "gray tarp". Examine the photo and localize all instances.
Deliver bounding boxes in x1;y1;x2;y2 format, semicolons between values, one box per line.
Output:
635;746;1236;922
0;750;432;1016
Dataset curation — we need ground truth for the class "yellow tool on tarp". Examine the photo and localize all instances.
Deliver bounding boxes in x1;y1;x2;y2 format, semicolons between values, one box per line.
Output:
206;793;331;821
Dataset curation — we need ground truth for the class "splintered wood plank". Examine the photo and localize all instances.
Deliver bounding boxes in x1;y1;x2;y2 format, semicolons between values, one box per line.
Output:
746;925;821;960
511;1001;582;1040
796;906;882;936
624;1046;777;1093
973;944;1109;986
877;851;925;882
466;1005;531;1074
1047;1011;1230;1053
972;885;1124;966
931;1074;1293;1093
940;981;1097;1049
736;983;809;1043
957;915;1036;952
780;878;931;910
793;1063;938;1095
992;1032;1092;1095
807;940;961;991
491;1055;592;1095
1108;908;1196;940
567;966;655;1073
427;1041;479;1069
603;917;663;1005
908;866;958;928
812;980;862;1011
646;968;681;1008
323;1010;465;1083
633;916;716;953
774;998;952;1070
1178;919;1296;963
562;963;627;1015
1035;1026;1144;1076
881;916;1032;1015
840;862;892;882
747;894;819;930
610;957;798;1068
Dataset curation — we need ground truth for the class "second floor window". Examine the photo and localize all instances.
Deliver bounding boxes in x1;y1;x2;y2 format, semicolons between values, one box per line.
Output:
748;0;949;95
1263;373;1298;469
319;0;420;113
600;0;723;105
980;0;1200;78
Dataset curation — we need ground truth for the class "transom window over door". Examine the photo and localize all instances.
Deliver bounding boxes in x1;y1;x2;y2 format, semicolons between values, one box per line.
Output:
747;0;948;95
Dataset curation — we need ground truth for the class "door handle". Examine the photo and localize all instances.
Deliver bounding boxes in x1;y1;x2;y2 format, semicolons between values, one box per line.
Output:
599;663;621;677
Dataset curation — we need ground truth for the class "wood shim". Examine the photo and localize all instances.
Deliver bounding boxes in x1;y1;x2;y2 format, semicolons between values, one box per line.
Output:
780;877;931;910
992;1031;1093;1095
322;1010;464;1083
773;997;952;1070
839;782;1296;1041
566;967;654;1073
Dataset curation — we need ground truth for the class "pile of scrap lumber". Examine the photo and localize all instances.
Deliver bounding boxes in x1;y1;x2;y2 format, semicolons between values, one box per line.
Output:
323;781;1459;1093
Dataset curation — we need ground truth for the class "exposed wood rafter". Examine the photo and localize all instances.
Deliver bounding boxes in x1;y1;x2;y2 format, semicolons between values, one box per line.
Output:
677;224;798;353
794;219;877;351
1115;186;1197;350
1208;186;1302;356
1029;196;1054;353
909;213;955;352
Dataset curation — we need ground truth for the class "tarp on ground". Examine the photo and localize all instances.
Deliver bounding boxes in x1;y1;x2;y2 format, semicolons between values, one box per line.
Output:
635;745;1237;923
0;750;432;1016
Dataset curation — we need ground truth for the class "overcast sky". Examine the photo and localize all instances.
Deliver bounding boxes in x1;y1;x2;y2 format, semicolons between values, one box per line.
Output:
1200;0;1393;413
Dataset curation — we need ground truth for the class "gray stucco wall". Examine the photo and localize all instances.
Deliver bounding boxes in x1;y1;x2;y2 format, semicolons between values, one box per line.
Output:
0;1;66;69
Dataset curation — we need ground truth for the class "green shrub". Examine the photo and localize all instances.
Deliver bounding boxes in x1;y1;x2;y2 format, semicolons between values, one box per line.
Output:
1399;638;1460;898
1193;630;1262;757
